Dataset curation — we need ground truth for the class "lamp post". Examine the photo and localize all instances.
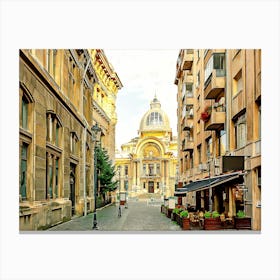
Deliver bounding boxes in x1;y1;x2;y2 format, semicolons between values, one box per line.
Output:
117;165;121;217
91;123;102;230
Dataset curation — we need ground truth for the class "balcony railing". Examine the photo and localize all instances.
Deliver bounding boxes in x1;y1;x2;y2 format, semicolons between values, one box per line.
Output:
182;50;194;70
204;105;226;131
204;69;226;99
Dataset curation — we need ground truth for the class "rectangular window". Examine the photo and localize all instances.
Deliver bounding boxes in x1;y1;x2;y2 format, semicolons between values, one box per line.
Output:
125;165;128;176
156;164;160;175
204;55;213;83
190;151;194;169
55;158;59;197
148;164;154;176
206;137;212;159
186;105;193;118
48;157;53;198
22;97;28;130
218;130;226;156
86;167;90;196
55;124;59;146
213;53;225;76
186;83;193;97
234;114;247;149
233;70;243;95
20;143;28;199
197;145;202;164
143;164;146;175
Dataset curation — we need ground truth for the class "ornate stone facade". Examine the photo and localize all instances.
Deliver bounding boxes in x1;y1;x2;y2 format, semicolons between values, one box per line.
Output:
19;49;122;230
115;97;178;199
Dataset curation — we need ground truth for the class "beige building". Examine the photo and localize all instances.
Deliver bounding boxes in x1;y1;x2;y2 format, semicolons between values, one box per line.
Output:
19;49;122;230
175;49;261;230
115;97;178;199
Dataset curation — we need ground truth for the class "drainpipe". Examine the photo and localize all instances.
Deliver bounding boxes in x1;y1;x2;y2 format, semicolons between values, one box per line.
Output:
81;56;91;216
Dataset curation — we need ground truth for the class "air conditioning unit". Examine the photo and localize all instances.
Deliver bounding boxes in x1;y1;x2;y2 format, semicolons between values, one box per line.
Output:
256;201;261;208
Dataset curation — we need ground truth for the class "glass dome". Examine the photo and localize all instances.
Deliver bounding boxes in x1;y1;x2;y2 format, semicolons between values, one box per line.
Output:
146;112;163;126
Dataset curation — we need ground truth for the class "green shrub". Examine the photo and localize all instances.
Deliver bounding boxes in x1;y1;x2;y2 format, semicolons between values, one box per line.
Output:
236;210;246;218
212;211;220;218
204;211;211;218
172;208;183;214
180;210;189;218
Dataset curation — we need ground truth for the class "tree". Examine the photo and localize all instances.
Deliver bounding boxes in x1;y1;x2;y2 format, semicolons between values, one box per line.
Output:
95;146;118;197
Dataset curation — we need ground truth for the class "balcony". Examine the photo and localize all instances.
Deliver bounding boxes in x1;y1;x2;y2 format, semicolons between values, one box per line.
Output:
183;140;194;152
204;106;226;131
182;49;194;71
204;69;225;99
185;73;193;84
183;118;193;131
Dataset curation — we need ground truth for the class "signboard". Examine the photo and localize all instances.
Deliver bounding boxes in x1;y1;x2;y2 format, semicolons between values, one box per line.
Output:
168;197;177;209
222;156;244;172
120;192;126;203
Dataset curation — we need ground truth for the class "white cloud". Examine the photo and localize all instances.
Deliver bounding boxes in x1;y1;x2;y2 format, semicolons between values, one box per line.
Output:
105;49;179;149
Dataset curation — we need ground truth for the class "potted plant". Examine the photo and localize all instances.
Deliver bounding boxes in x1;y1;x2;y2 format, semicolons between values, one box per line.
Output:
180;210;190;230
234;210;251;230
203;211;222;230
172;208;183;224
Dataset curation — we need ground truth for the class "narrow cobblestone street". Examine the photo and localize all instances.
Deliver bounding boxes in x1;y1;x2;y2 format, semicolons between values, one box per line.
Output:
47;200;182;232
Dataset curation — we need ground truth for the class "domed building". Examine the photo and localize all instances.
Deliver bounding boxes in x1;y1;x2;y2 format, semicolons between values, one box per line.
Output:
115;96;178;199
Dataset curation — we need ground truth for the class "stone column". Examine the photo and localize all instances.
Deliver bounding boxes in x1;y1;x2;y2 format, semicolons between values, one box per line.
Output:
47;114;52;142
136;160;140;186
133;161;136;187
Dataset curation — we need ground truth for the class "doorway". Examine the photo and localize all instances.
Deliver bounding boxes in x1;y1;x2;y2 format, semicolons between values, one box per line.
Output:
148;181;154;193
70;163;76;215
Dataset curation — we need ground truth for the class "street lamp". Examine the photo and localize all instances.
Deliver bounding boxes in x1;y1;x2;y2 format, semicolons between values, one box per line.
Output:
117;165;121;217
91;123;102;230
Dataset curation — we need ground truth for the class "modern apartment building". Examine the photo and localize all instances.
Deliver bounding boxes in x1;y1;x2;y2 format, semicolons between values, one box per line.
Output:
19;49;122;230
175;49;261;230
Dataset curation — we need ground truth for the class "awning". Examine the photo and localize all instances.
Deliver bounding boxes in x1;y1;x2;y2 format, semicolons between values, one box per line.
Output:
174;172;243;195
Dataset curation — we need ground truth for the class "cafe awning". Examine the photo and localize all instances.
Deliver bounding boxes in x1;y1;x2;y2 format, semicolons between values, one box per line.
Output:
174;172;243;195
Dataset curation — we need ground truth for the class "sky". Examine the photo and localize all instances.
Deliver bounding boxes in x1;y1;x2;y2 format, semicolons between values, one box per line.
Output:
105;49;179;150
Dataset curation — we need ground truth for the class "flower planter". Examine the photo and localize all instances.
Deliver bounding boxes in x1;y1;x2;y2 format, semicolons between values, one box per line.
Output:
176;213;181;225
204;218;222;230
235;217;251;230
166;208;173;218
181;217;190;230
171;213;176;221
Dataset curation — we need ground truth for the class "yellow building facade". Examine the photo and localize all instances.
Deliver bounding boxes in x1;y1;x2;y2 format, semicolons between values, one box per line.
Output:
115;97;178;199
175;49;261;230
19;49;122;230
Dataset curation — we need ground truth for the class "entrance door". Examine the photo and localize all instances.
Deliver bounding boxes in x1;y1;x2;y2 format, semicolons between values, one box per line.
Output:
148;181;154;193
70;163;76;215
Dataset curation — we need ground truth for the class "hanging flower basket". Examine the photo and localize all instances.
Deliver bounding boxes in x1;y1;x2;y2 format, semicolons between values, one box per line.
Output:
200;112;210;122
200;106;211;122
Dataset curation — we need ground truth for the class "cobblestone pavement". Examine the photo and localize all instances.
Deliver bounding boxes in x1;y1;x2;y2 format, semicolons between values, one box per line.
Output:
47;200;182;232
